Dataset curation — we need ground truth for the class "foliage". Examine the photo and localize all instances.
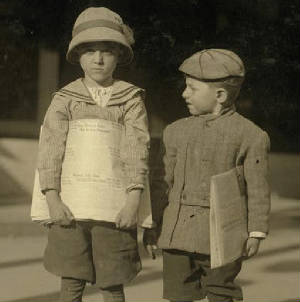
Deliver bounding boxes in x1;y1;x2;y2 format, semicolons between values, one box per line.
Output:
1;0;299;150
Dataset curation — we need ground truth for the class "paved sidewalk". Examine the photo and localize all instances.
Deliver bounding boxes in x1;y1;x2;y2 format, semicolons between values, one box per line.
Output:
0;153;299;301
0;192;298;302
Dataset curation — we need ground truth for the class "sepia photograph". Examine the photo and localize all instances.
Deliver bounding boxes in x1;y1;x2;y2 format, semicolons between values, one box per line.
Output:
0;0;299;301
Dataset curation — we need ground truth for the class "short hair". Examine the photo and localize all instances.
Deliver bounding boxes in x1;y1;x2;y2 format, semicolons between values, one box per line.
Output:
207;77;244;106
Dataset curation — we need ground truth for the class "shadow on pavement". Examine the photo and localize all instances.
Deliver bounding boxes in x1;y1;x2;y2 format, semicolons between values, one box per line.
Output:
0;144;30;205
269;153;300;200
0;169;30;205
7;286;104;302
2;149;299;301
0;144;18;159
255;244;299;259
7;292;59;302
0;258;42;269
236;279;255;286
269;207;300;231
264;260;300;273
129;271;163;286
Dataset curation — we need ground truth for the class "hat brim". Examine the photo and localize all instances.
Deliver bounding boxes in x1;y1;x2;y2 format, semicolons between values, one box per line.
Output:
66;27;133;65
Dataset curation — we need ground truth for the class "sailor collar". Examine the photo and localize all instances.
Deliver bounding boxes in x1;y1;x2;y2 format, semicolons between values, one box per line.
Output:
55;78;144;106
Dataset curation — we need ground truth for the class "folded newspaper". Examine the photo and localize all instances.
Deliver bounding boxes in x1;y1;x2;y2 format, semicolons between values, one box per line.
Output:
210;167;248;268
31;119;153;228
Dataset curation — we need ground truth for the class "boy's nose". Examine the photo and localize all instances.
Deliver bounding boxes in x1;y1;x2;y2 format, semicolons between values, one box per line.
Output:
93;50;103;63
182;88;188;99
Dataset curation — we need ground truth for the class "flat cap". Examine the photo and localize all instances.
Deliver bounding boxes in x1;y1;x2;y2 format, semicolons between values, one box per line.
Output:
179;49;245;80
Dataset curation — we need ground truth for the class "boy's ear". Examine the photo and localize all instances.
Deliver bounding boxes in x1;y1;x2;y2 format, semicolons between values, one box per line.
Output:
216;88;228;105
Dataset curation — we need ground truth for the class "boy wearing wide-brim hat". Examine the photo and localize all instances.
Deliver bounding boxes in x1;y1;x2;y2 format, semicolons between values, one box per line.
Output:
38;7;150;302
144;49;271;302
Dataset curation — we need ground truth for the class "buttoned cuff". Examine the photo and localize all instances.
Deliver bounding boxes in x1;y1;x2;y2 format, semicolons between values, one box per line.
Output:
140;221;157;229
249;231;267;239
41;188;59;195
39;172;61;195
126;183;144;193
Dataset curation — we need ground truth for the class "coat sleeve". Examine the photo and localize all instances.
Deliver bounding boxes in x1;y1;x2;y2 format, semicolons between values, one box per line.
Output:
162;126;177;190
150;125;177;225
37;95;69;193
244;130;271;234
122;91;150;191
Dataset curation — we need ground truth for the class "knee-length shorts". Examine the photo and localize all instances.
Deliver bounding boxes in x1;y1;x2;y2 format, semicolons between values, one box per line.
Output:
44;221;141;289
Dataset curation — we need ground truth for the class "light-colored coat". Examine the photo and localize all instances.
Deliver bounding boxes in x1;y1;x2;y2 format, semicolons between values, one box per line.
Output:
38;78;150;193
151;108;271;254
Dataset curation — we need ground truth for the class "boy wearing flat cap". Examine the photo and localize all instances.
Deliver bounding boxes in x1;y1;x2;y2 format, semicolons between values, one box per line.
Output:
144;49;271;302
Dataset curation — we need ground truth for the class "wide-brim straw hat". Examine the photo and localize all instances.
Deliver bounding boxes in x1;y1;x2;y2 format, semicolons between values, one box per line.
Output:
67;7;134;65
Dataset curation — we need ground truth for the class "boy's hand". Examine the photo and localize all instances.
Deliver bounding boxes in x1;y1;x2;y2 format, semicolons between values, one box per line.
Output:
115;189;141;229
243;237;261;259
143;228;158;259
46;190;74;226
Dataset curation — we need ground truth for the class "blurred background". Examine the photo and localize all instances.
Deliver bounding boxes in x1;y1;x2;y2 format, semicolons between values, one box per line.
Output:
0;1;299;301
0;0;299;144
0;0;299;204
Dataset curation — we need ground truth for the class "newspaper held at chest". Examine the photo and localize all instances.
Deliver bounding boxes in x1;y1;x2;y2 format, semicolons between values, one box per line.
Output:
31;119;153;228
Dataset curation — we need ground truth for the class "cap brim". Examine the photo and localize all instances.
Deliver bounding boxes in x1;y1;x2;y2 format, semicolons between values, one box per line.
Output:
66;27;133;65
